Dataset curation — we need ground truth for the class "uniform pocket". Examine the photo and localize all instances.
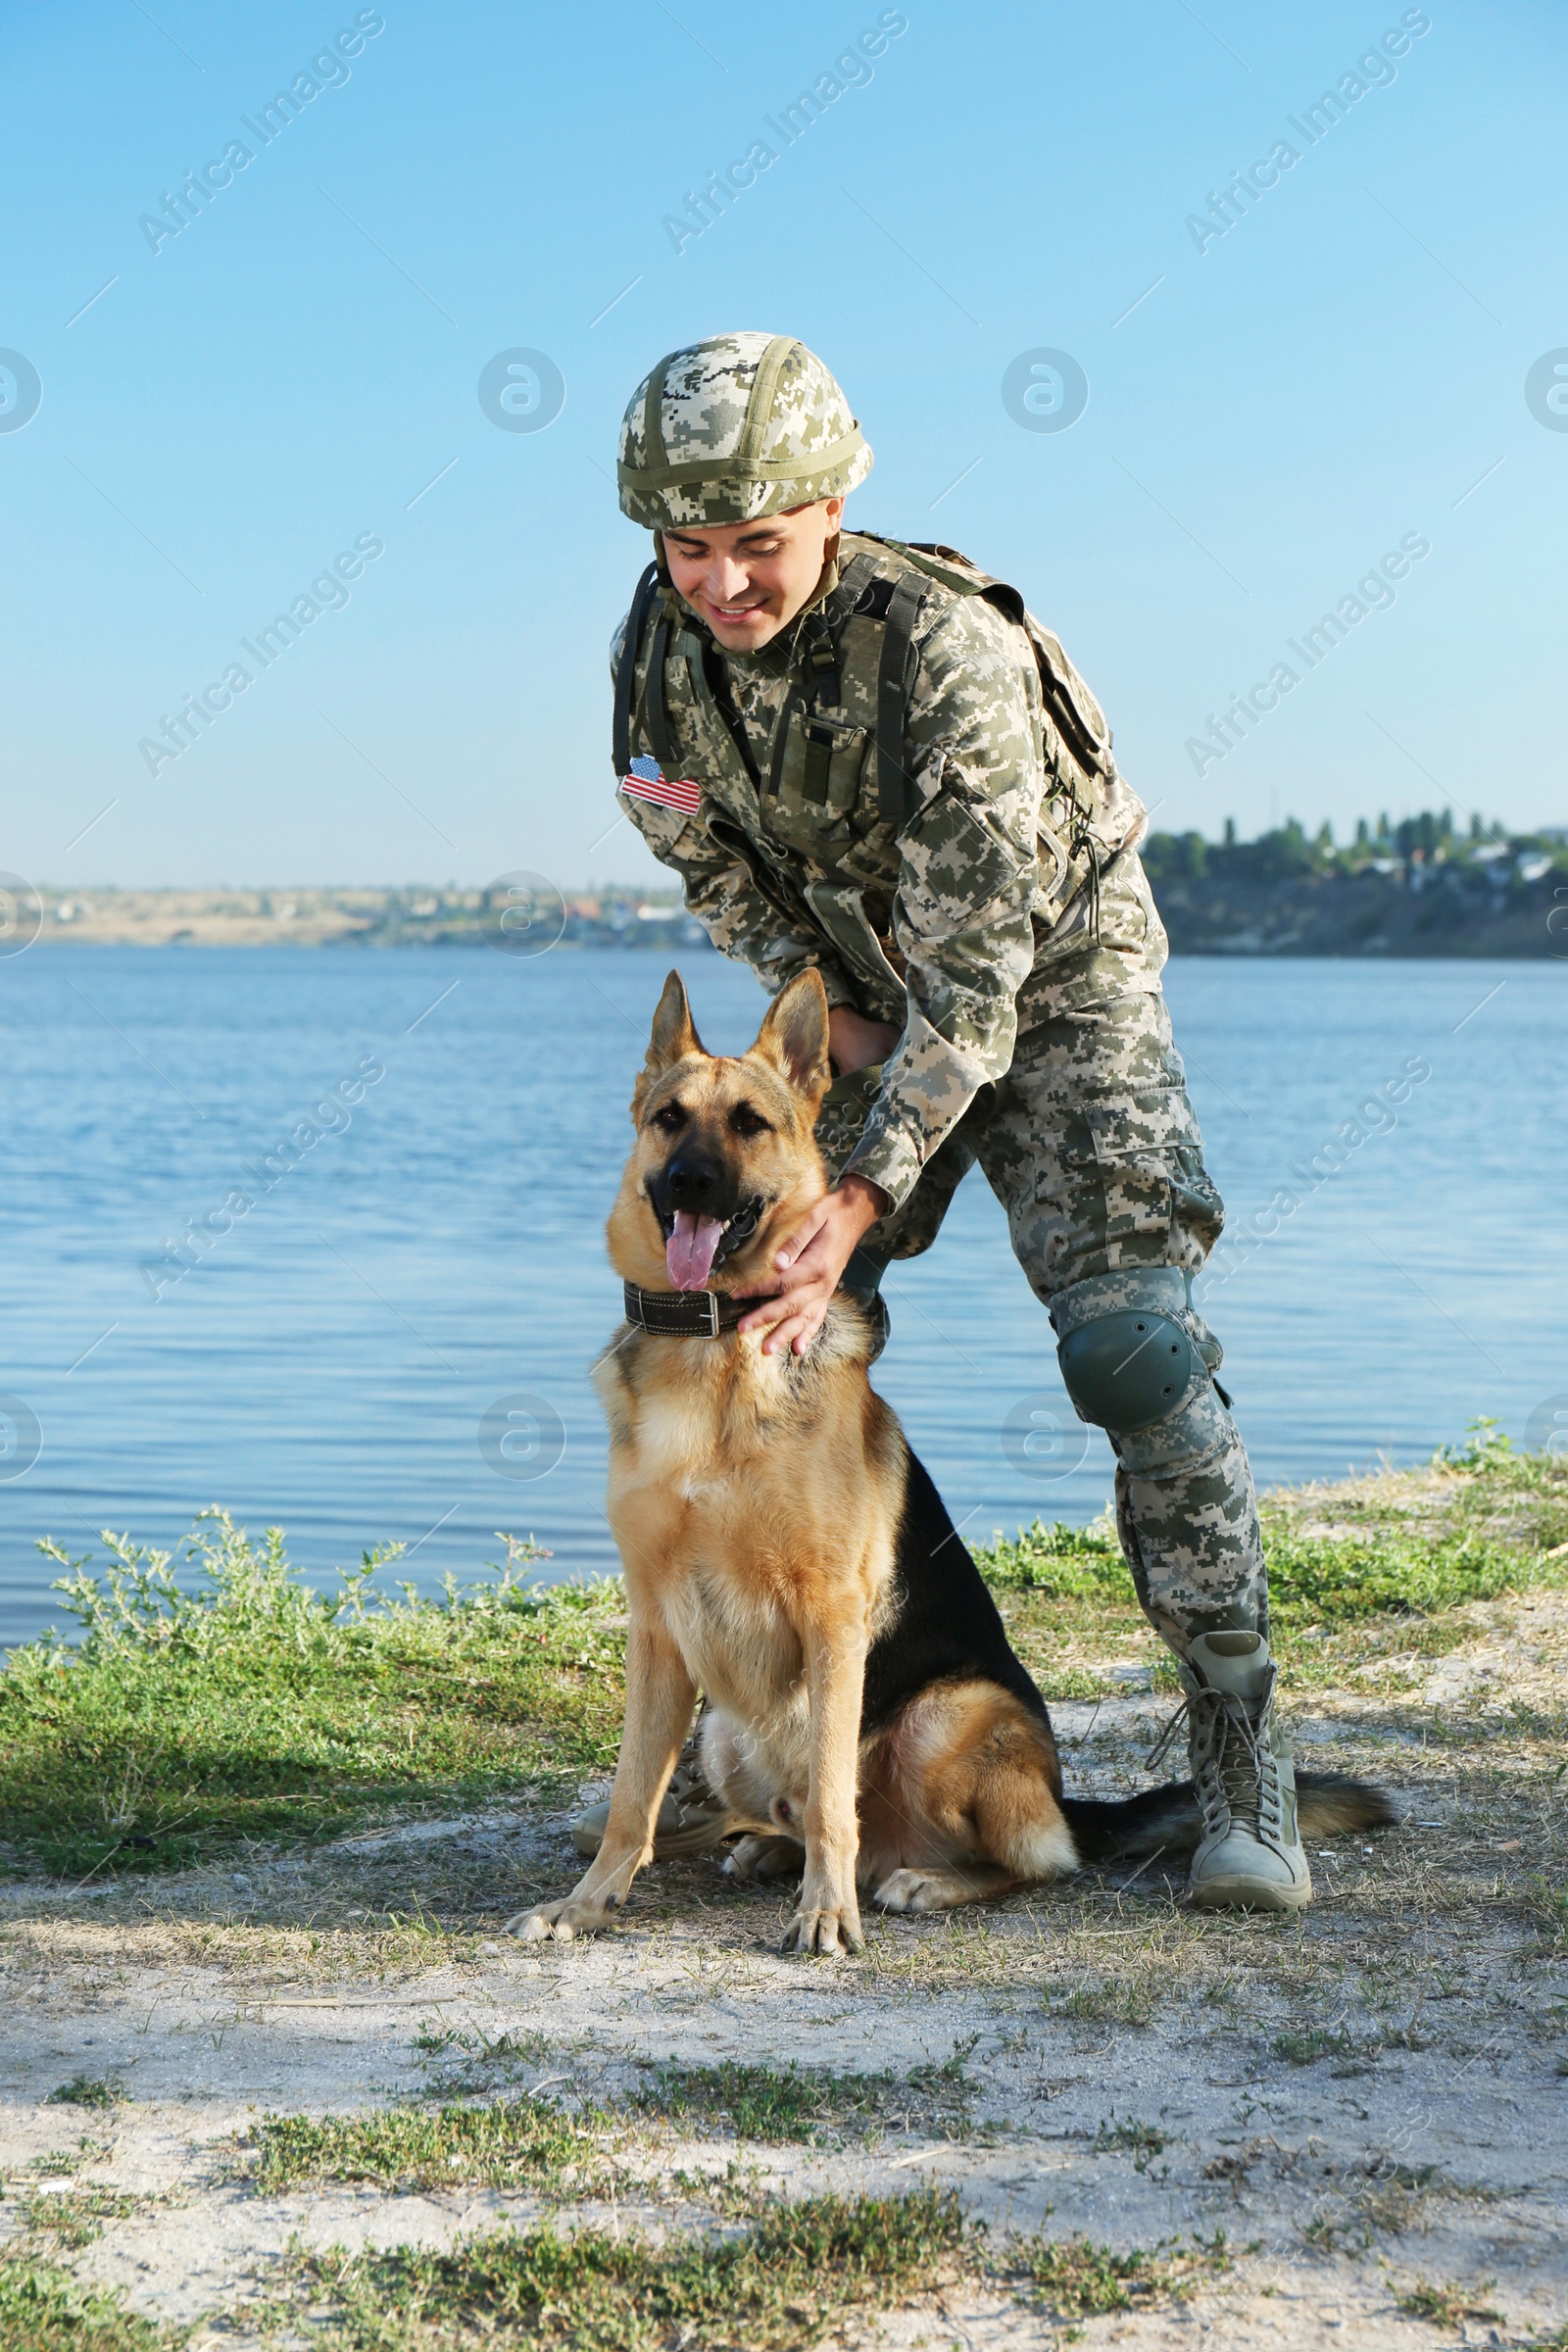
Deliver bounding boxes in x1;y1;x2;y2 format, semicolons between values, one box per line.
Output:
1036;1086;1201;1266
767;700;869;856
1051;1090;1224;1264
1054;1086;1202;1174
901;790;1029;924
803;879;906;1004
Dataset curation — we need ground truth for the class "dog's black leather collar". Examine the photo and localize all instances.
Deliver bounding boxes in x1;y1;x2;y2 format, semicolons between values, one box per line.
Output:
622;1280;752;1339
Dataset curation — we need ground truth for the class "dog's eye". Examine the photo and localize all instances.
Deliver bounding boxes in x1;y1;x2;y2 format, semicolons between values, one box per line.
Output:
729;1103;770;1138
652;1102;687;1133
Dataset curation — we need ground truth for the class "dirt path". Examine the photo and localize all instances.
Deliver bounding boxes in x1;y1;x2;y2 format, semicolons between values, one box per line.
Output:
5;1608;1566;2347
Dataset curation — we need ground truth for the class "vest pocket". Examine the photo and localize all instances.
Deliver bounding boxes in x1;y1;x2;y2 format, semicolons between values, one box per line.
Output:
767;702;870;851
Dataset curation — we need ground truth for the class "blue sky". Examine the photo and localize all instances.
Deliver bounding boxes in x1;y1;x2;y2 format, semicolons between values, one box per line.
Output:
3;0;1563;890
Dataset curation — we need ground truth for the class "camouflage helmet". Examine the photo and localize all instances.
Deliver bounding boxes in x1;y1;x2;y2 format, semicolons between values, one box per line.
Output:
617;332;873;530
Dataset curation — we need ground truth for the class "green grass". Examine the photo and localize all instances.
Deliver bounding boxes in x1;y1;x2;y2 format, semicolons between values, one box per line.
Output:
20;2188;145;2252
243;2093;617;2196
43;2075;122;2110
1051;1976;1157;2029
413;2025;555;2097
1524;1879;1568;1948
626;2052;972;2144
1017;2230;1232;2318
277;2185;971;2351
2;1434;1564;1886
985;1427;1567;1627
979;1514;1131;1602
1396;2278;1504;2329
26;2134;115;2180
249;2060;973;2199
0;1510;628;1880
1272;2024;1385;2071
0;2247;183;2351
1093;2116;1169;2164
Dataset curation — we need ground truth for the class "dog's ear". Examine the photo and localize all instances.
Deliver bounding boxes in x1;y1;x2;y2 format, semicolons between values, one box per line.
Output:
752;968;832;1103
640;970;706;1085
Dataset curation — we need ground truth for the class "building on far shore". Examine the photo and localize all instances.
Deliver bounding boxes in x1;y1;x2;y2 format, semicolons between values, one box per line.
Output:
20;808;1567;956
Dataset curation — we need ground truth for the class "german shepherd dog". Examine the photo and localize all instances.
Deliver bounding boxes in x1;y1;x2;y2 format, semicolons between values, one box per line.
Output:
513;969;1391;1954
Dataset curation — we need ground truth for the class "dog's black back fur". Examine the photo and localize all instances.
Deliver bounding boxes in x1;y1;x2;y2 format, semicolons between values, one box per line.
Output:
858;1442;1397;1863
859;1444;1051;1737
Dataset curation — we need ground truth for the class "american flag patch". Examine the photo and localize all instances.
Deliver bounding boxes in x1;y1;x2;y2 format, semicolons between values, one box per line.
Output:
620;755;701;815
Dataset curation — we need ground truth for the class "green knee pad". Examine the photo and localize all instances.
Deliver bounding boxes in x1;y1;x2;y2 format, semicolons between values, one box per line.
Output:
1051;1267;1213;1440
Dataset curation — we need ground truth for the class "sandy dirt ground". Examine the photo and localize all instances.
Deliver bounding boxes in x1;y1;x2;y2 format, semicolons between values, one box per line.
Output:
4;1591;1566;2348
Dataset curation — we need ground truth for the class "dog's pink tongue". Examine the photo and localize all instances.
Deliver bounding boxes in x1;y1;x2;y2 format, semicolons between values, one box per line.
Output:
667;1210;725;1291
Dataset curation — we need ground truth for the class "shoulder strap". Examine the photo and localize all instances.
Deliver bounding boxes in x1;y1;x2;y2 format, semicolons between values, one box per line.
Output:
896;539;989;595
871;534;1114;787
611;562;661;774
644;611;676;766
830;545;878;611
799;611;841;806
692;632;761;789
975;584;1109;782
875;573;925;829
848;534;965;830
850;530;984;597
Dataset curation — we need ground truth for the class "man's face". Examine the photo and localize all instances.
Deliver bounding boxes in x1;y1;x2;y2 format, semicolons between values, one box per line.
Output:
662;495;845;654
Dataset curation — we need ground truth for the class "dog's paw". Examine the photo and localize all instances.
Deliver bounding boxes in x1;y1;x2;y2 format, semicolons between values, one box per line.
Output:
871;1869;945;1914
779;1901;863;1957
504;1895;617;1943
724;1834;805;1885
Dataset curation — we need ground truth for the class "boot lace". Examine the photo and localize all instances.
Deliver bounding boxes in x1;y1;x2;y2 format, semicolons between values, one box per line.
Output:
1184;1678;1288;1855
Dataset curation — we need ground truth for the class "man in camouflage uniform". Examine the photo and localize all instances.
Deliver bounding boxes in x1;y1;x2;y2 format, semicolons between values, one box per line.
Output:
590;331;1310;1913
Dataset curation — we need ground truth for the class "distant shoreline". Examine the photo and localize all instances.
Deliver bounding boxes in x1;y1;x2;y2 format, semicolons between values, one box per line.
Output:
18;938;1568;959
15;894;1568;959
15;856;1568;955
7;885;710;955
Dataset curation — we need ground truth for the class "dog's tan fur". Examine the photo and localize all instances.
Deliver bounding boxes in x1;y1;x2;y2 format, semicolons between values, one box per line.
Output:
512;968;1088;1954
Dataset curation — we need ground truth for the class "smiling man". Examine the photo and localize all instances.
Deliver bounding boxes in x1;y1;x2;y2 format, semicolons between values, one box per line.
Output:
631;484;897;1324
593;330;1310;1915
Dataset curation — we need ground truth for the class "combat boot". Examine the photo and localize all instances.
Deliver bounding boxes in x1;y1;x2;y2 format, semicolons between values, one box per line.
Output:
570;1733;743;1861
1180;1632;1311;1911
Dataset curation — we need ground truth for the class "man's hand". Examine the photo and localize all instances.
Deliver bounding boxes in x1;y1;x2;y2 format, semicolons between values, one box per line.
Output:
828;1006;901;1077
738;1174;889;1357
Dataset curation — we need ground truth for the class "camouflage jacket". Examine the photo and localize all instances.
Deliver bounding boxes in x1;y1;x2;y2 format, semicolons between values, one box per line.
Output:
610;530;1146;1210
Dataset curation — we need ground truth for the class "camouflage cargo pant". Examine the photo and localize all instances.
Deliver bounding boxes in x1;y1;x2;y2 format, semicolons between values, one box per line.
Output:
816;849;1267;1657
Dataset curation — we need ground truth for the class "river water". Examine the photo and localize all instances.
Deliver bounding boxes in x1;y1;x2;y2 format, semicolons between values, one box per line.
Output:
1;946;1562;1647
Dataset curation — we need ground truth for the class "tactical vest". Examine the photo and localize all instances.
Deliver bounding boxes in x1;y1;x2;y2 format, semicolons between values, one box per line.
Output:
611;532;1146;1005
